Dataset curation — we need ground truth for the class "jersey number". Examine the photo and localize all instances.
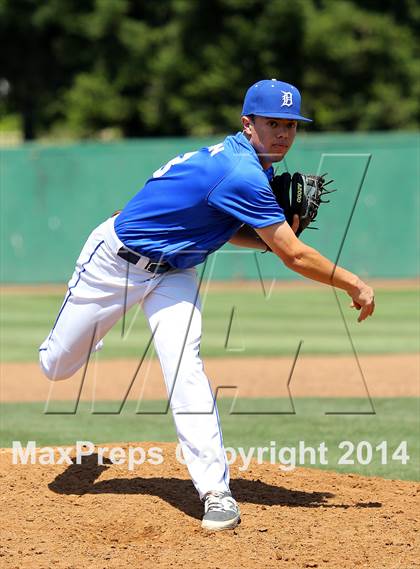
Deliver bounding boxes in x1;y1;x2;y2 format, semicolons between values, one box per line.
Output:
153;151;197;178
152;144;224;178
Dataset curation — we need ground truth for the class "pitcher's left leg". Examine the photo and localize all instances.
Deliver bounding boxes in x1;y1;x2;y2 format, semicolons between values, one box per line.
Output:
142;269;230;500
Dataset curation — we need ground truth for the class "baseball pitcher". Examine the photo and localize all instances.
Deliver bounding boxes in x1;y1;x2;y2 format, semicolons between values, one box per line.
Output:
39;79;375;531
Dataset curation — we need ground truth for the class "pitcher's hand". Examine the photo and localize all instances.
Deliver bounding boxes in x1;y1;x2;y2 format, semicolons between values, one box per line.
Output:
348;281;375;322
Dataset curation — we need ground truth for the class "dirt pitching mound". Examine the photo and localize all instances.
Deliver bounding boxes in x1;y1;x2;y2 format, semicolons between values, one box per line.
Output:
1;443;419;569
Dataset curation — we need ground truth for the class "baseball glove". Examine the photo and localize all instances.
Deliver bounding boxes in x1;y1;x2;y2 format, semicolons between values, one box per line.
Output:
270;172;335;237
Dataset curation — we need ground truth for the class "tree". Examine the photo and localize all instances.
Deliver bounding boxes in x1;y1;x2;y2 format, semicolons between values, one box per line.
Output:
0;0;97;139
1;0;418;139
302;0;420;130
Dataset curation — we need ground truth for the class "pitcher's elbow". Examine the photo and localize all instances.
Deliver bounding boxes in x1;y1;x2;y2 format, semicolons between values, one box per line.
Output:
274;248;303;269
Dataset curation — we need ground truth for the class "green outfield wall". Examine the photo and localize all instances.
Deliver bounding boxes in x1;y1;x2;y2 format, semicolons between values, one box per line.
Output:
1;132;418;283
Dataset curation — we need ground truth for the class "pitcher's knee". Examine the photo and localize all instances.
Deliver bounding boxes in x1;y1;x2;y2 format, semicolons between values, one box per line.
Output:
39;350;77;381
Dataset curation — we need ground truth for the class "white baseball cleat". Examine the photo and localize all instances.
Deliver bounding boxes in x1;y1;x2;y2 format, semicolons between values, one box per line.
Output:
201;491;241;531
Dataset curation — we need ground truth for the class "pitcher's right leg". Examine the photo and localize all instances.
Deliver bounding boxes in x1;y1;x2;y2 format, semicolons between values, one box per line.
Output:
39;220;161;380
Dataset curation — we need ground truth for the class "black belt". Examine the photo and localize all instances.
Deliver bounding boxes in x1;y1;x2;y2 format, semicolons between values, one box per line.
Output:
117;247;171;274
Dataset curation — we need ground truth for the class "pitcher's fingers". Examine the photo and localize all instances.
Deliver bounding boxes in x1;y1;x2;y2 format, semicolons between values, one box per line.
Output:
365;299;375;318
371;298;376;316
292;215;300;234
358;303;372;322
358;305;367;322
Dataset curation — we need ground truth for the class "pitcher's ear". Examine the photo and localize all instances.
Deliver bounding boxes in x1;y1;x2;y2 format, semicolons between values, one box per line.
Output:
241;115;253;135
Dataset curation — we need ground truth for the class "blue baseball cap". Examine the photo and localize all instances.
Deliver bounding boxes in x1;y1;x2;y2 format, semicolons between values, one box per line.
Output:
242;79;312;122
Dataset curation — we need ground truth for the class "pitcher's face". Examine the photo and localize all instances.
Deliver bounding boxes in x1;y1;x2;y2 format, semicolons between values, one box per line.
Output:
242;115;297;169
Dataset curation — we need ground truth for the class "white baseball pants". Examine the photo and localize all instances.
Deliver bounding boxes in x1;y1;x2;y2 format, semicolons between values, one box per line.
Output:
39;217;229;499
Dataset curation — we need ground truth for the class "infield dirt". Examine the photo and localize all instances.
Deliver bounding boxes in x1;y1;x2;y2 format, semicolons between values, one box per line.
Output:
1;353;418;402
1;441;419;569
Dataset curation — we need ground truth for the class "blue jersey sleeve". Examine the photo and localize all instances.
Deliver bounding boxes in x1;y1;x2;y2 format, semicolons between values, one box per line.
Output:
207;161;285;228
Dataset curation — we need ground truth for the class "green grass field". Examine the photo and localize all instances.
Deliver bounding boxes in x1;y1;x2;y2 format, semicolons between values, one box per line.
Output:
1;286;418;361
1;398;418;481
1;285;418;481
